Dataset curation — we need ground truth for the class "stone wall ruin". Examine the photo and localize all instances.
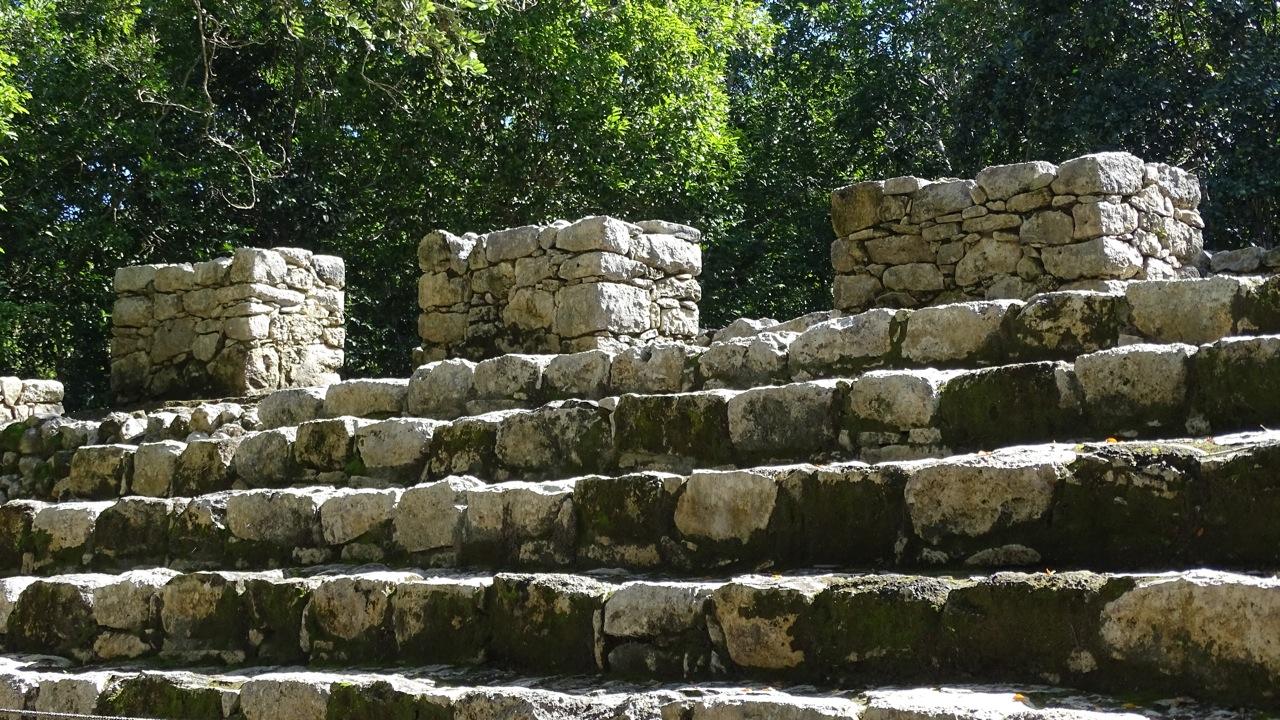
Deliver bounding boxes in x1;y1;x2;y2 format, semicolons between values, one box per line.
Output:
830;152;1206;311
111;247;345;402
416;216;702;362
0;378;63;422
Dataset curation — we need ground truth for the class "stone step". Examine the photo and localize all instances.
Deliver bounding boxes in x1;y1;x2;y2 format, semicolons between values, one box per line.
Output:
0;567;1276;709
263;275;1280;425
32;333;1280;502
5;436;1280;575
0;656;1246;720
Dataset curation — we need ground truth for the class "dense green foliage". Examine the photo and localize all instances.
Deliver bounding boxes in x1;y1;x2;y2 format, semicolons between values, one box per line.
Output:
1;0;1277;407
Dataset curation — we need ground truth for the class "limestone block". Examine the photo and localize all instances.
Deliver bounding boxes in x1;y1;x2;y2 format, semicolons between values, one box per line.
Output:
418;231;476;274
1053;152;1145;195
631;234;701;275
494;401;613;477
462;480;575;565
489;573;610;672
603;581;712;638
610;342;701;395
908;180;976;223
225;487;326;546
31;501;107;566
727;380;844;460
1126;277;1243;345
1190;335;1280;429
318;486;396;543
407;359;476;418
323;379;408;418
258;387;327;429
882;263;944;293
845;369;955;432
711;577;829;670
555;216;630;254
1100;571;1280;694
904;446;1071;542
832;274;882;311
1149;162;1201;209
1210;246;1265;274
227;248;287;285
231;428;298;487
674;469;778;544
698;332;794;389
417;272;468;308
1019;209;1074;246
93;497;175;564
114;265;159;294
484;225;541;263
552;282;651;338
131;440;186;497
1041;238;1143;280
789;309;896;376
60;444;135;500
831;181;884;237
1076;343;1196;431
473;354;554;403
295;417;367;472
1006;290;1125;357
865;236;934;265
355;418;441;478
544;350;614;399
1072;200;1139;239
173;436;242;496
394;477;480;553
902;301;1019;364
954;238;1022;287
975;160;1057;200
613;391;735;469
112;297;153;328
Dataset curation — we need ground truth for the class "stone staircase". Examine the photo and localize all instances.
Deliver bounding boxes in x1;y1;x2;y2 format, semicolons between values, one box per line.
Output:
3;279;1280;717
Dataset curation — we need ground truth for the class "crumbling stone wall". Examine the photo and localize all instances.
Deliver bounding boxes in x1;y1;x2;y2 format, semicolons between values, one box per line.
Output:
416;216;702;362
111;247;345;402
830;152;1205;311
0;378;63;422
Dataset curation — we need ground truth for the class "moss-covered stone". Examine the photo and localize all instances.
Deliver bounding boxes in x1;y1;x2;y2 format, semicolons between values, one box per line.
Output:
99;674;230;719
613;391;733;471
806;574;954;680
391;579;489;664
1049;445;1200;568
0;501;37;571
1190;335;1280;431
576;473;680;569
488;573;608;673
167;495;229;569
425;414;501;480
494;401;615;479
92;497;172;568
1004;291;1125;361
936;362;1081;450
8;580;98;658
172;438;240;496
940;571;1132;684
786;464;906;567
244;576;311;664
326;680;450;720
1193;442;1280;566
159;572;249;658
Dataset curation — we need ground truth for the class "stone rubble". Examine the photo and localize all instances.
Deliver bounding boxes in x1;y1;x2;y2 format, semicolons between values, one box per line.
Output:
830;153;1210;311
416;216;701;361
0;438;1276;576
111;247;345;402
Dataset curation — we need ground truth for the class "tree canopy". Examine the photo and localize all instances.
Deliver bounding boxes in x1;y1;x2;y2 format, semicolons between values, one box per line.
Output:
2;0;1277;407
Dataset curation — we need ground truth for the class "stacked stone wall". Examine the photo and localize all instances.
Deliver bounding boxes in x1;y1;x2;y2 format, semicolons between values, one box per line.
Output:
831;152;1206;311
0;379;63;422
111;248;345;402
416;216;701;362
